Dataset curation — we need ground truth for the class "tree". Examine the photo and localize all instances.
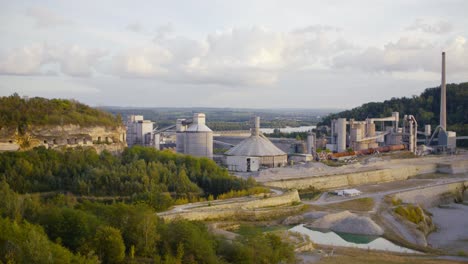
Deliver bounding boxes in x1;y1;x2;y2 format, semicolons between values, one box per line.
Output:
94;225;126;264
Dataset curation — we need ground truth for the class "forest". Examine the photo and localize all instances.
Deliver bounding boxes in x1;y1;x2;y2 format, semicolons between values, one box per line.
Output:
0;146;295;263
0;94;122;130
319;82;468;146
0;146;261;211
0;180;295;263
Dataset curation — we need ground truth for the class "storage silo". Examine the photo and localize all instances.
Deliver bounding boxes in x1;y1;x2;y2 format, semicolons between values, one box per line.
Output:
336;118;347;152
306;132;316;154
184;113;213;159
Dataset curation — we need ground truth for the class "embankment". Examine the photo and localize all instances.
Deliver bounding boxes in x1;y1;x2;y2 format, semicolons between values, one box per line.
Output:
158;190;302;221
392;180;468;207
263;158;468;190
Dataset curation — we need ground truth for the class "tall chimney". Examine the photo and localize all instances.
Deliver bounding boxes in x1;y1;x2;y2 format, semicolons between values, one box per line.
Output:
440;52;447;131
251;116;260;136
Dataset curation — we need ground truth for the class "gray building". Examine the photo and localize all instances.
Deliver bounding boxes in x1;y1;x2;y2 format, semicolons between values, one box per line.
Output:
225;117;287;169
176;113;213;159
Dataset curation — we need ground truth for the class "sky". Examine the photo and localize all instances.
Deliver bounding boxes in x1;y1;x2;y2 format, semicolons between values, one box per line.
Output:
0;0;467;109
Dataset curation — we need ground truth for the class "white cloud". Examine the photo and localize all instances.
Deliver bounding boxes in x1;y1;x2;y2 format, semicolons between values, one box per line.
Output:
110;46;173;78
406;18;453;34
333;36;468;74
108;25;353;86
0;44;44;75
0;44;106;77
126;23;143;33
26;7;72;28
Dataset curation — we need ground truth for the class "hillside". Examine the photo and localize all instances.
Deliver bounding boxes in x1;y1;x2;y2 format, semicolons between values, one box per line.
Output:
319;82;468;143
0;94;122;130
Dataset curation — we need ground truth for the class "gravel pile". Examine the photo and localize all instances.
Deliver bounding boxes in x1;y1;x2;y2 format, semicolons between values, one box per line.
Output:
307;211;383;236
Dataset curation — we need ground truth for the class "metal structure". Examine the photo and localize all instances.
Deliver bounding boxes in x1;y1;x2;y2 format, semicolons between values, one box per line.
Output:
422;52;457;154
328;111;409;152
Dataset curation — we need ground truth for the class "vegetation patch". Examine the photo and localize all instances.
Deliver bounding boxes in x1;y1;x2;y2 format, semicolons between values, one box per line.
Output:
0;146;261;212
0;94;121;129
325;198;375;212
394;205;425;224
298;186;322;200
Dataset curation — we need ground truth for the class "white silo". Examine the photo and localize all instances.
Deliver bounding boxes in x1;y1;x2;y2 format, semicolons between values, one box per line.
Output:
184;113;213;159
336;118;347;152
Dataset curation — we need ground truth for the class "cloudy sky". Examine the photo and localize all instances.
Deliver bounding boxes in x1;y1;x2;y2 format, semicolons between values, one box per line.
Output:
0;0;467;109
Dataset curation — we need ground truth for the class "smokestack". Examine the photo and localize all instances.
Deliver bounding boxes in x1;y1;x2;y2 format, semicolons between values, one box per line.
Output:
440;52;447;131
251;116;260;136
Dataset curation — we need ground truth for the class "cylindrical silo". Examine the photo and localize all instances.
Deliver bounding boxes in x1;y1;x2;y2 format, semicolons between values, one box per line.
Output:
367;122;376;137
153;133;160;150
184;113;213;159
306;133;315;154
337;118;347;152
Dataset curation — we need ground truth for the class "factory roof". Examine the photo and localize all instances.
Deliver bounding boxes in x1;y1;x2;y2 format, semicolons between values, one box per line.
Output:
225;134;286;157
186;123;212;132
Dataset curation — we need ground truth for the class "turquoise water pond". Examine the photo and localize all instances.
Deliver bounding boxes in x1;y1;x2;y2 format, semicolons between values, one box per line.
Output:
290;224;420;254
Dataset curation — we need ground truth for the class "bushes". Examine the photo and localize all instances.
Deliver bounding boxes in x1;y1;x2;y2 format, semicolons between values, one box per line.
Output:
0;217;98;264
394;205;424;224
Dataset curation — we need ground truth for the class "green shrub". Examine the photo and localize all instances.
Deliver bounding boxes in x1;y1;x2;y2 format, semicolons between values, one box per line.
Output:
394;205;424;224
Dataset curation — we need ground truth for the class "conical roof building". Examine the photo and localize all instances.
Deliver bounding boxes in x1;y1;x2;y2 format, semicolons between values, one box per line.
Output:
225;117;287;168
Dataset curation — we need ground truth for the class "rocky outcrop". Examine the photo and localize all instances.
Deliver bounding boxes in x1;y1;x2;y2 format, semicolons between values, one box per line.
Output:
0;124;126;153
282;215;305;225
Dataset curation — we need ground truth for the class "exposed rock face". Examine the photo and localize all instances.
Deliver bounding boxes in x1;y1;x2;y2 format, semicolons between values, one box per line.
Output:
282;215;304;225
0;124;126;153
307;211;384;236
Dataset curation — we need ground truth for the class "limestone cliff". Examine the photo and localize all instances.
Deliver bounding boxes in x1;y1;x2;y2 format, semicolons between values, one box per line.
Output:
0;124;126;153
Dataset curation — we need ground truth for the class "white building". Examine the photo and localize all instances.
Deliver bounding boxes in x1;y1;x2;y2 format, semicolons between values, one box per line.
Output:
226;156;260;172
126;115;154;147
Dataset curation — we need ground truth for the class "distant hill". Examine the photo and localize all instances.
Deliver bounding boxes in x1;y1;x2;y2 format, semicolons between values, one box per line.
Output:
0;94;122;131
319;82;468;145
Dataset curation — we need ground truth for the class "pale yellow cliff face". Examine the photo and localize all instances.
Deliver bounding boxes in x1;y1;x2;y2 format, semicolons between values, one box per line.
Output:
0;124;127;153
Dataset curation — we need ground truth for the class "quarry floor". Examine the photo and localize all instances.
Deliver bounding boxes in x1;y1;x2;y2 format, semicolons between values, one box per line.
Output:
250;152;468;182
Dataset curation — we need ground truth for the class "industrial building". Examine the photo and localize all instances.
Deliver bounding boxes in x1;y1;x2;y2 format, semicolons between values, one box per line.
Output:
224;117;287;171
126;115;157;147
326;112;412;152
431;52;457;153
324;52;458;156
176;113;213;159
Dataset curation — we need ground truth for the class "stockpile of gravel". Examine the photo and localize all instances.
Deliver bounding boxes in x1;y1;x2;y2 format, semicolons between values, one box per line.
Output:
307;211;383;236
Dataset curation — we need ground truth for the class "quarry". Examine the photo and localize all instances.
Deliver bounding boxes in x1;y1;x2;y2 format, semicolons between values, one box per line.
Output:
151;62;468;261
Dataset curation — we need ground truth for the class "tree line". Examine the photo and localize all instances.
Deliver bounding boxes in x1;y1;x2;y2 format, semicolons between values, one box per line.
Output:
0;94;121;131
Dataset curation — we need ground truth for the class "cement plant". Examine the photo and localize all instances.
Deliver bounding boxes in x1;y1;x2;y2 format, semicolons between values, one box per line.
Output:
1;53;467;263
124;52;468;262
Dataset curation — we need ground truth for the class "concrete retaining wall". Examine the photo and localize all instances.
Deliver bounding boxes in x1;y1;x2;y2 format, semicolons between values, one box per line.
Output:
263;158;468;191
263;164;437;190
159;190;301;221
